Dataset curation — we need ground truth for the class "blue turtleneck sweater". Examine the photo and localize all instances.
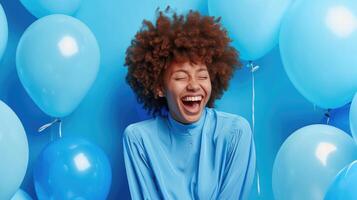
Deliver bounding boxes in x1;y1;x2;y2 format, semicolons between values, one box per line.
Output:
123;107;256;200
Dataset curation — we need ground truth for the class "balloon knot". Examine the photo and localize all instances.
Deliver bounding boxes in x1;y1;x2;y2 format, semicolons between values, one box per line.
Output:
38;118;61;133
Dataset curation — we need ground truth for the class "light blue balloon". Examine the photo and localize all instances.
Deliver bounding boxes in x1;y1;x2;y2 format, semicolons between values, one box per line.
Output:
325;160;357;200
11;189;32;200
16;14;100;118
19;0;81;18
280;0;357;109
0;100;29;200
272;124;357;200
33;137;112;200
349;93;357;144
208;0;292;60
0;4;8;60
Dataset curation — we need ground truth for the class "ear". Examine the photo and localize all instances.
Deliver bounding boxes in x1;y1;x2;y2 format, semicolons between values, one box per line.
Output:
155;86;165;98
157;90;164;97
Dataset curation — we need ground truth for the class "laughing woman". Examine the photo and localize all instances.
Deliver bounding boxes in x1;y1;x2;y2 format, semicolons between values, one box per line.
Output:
123;9;256;200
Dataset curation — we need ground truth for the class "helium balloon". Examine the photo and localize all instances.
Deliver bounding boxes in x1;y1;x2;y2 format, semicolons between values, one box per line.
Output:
208;0;293;60
272;124;357;200
0;100;29;200
16;14;100;118
280;0;357;109
19;0;81;18
325;160;357;200
0;3;8;60
33;137;112;200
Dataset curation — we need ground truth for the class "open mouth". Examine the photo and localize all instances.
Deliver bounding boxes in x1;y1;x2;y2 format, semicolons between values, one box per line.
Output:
181;95;203;114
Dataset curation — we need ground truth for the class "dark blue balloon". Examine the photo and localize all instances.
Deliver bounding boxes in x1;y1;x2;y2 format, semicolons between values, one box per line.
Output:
325;160;357;200
33;137;112;200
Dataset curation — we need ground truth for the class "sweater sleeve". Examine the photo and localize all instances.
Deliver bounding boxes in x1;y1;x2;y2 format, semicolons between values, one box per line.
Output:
217;117;256;200
122;126;161;200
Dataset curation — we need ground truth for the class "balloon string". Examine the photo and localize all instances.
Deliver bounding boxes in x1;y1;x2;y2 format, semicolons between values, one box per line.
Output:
59;119;63;138
248;61;261;196
38;118;62;138
248;61;259;134
325;109;331;125
257;172;261;195
38;118;60;132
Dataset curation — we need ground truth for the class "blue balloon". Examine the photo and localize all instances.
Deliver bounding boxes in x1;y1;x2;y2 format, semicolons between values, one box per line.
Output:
11;189;32;200
0;100;29;200
272;124;357;200
208;0;293;60
0;4;8;60
33;137;112;200
19;0;81;18
280;0;357;109
16;14;100;118
349;93;357;144
325;160;357;200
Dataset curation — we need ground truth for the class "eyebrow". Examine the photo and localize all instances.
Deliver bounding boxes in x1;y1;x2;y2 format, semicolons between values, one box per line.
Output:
172;68;208;74
197;68;208;72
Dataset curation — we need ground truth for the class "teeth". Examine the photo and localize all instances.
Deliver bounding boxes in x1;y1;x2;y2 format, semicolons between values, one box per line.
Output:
182;96;202;101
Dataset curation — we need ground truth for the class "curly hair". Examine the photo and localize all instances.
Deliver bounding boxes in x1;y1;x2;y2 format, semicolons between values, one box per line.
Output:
125;8;241;116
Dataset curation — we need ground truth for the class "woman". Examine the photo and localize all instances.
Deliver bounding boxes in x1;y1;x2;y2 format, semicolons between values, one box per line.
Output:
123;9;256;200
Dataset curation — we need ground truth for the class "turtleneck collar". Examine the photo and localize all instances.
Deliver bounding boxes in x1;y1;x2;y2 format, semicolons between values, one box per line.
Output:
167;107;207;135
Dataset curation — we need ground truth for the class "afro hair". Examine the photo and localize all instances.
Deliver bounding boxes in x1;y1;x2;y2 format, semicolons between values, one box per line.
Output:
125;8;241;116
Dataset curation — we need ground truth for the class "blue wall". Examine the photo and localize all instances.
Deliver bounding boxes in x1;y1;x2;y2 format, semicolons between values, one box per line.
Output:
0;0;325;199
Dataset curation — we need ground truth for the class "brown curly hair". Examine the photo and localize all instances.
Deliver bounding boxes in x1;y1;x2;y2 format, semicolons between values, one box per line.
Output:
125;8;241;116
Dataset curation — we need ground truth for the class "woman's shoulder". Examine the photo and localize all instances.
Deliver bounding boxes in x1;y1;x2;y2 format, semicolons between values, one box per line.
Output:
209;108;251;130
123;117;160;141
208;108;252;142
125;118;158;131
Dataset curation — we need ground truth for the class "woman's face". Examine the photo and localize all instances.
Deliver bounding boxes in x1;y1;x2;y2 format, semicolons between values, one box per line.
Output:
161;61;212;124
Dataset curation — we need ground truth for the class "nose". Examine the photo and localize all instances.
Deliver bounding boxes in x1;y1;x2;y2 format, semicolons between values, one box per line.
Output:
186;79;200;91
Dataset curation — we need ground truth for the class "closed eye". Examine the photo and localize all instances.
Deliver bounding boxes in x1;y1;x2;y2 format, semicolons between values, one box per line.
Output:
198;76;209;80
174;77;188;81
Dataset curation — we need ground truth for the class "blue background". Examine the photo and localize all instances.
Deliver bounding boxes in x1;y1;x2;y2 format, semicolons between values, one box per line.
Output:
0;0;325;199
